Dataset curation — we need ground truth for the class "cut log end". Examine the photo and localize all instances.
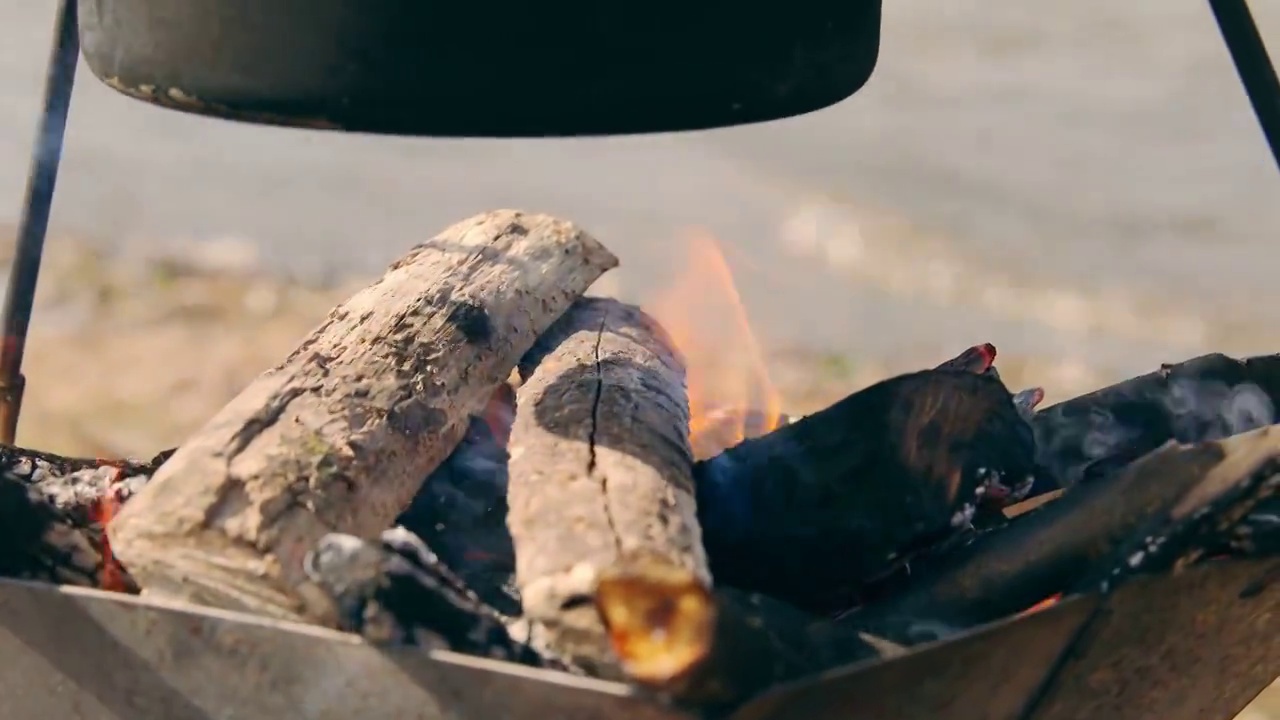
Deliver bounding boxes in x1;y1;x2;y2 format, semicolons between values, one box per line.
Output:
595;555;716;689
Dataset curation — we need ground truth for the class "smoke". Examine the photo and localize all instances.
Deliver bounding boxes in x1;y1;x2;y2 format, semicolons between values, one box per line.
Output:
1079;405;1142;463
1163;379;1274;443
1036;379;1276;487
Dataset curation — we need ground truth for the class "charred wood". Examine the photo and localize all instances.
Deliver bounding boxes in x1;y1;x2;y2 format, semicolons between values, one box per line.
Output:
506;297;707;676
396;383;520;615
847;425;1280;644
303;527;561;668
0;445;172;590
106;210;618;622
694;367;1037;615
1232;495;1280;558
934;342;998;374
1031;352;1280;492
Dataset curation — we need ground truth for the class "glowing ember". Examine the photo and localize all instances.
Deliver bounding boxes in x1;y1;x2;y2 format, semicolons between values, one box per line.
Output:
1019;593;1064;617
89;463;131;593
645;229;786;458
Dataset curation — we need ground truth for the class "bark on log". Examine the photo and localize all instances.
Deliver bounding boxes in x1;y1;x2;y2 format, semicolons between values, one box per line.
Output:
506;297;707;676
0;445;172;590
107;211;618;621
694;368;1037;615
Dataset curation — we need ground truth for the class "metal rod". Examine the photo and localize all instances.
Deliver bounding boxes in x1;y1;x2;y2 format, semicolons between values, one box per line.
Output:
1209;0;1280;173
0;0;80;444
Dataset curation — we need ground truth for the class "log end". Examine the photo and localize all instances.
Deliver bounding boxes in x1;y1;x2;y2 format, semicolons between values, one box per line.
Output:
108;528;312;622
594;554;716;691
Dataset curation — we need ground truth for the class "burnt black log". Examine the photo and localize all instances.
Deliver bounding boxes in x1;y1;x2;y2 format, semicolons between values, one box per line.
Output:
846;425;1280;644
1031;352;1280;492
303;527;561;668
0;445;172;590
694;368;1037;615
396;383;519;615
935;342;998;374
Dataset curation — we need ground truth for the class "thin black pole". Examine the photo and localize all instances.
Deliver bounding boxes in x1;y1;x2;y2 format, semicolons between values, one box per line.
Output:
0;0;79;444
1209;0;1280;173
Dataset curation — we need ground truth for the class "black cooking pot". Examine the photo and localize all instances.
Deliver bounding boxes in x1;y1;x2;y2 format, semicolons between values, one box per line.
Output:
75;0;882;137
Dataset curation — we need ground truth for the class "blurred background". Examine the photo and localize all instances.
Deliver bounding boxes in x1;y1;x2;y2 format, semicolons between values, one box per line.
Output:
1;0;1279;714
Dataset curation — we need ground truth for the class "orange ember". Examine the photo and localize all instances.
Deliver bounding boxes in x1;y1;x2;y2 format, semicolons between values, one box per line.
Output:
1019;593;1065;617
89;464;130;593
645;229;786;458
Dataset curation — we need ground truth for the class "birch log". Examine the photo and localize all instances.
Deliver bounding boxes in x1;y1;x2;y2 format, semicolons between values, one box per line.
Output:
107;210;618;621
506;297;708;675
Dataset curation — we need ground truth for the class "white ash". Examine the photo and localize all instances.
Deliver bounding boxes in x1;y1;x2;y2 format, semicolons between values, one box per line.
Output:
950;503;977;529
4;458;148;511
1011;387;1044;423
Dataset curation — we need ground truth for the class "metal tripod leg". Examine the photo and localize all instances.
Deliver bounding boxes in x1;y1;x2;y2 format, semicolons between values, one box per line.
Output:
0;0;80;444
1210;0;1280;173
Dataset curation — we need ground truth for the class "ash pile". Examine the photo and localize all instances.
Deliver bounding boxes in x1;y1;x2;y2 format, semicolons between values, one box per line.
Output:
3;210;1279;720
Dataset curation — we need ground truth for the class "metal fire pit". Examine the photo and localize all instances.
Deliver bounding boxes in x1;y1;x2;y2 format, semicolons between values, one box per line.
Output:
0;556;1273;720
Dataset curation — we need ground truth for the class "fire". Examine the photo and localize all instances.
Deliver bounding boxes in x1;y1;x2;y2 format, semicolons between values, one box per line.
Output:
89;464;131;593
645;229;786;458
1019;593;1064;617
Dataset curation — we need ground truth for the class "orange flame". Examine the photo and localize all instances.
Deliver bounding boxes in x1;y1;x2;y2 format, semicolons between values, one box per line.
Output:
645;229;786;458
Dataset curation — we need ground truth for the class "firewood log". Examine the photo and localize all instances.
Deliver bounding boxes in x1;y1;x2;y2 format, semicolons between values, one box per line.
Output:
1031;352;1280;492
694;368;1037;614
594;554;888;710
506;297;707;676
0;445;172;590
848;425;1280;644
107;211;618;621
